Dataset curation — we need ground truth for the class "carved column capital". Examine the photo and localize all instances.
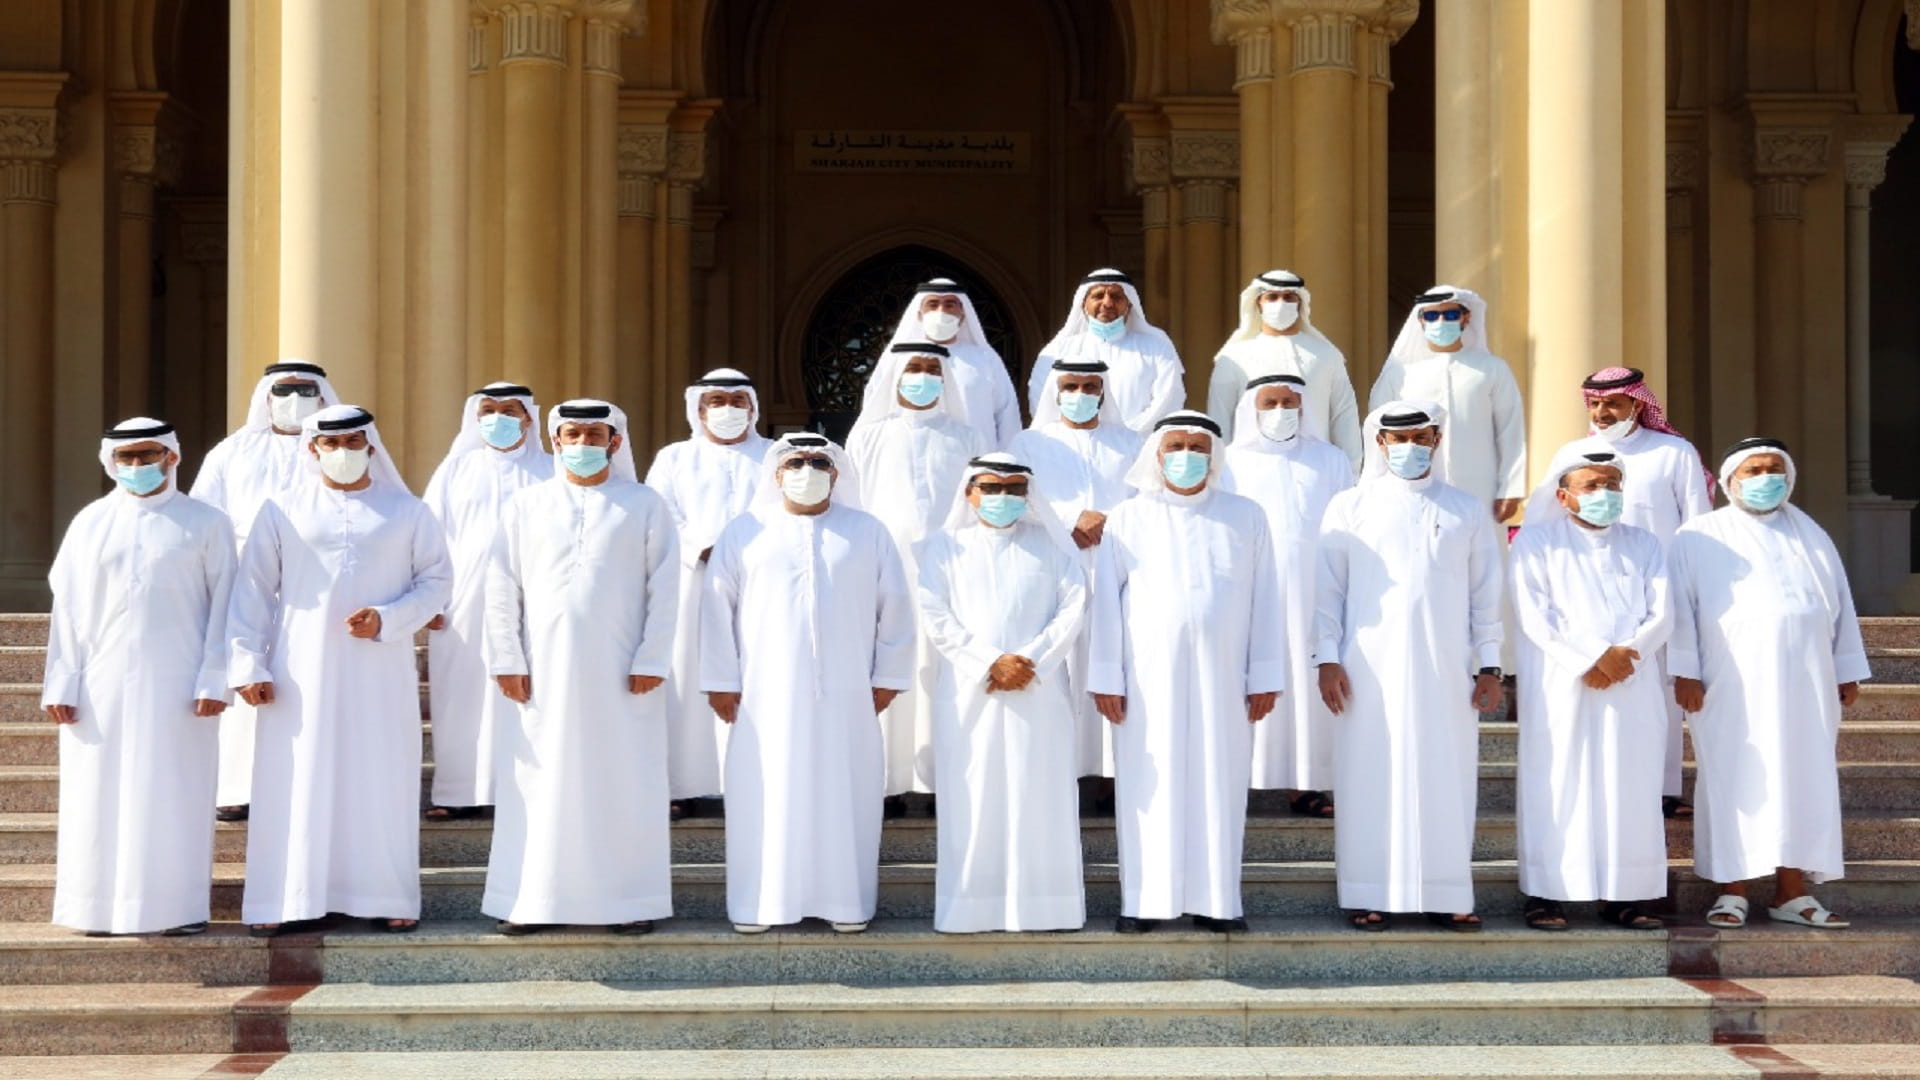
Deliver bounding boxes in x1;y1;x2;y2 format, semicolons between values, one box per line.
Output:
666;182;696;226
1140;186;1171;231
1129;135;1171;190
1747;123;1832;222
1169;130;1239;181
469;17;493;74
618;123;669;175
618;173;657;219
1231;28;1275;87
1177;178;1233;225
667;132;706;184
0;74;67;208
492;3;571;66
582;12;628;79
1842;115;1912;202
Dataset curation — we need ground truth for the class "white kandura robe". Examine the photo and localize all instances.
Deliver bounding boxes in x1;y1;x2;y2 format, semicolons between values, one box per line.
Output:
1220;435;1354;791
917;520;1088;933
481;478;679;925
933;341;1024;449
1510;515;1672;902
192;427;312;806
1315;474;1503;914
1088;486;1287;921
702;502;917;927
645;431;771;799
847;409;990;794
1668;506;1870;885
229;485;452;924
1368;352;1527;507
1028;335;1185;434
1008;420;1142;778
1208;335;1364;471
422;445;553;807
46;487;236;933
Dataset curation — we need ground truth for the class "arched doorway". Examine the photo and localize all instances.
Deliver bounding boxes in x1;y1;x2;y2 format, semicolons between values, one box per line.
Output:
800;246;1023;440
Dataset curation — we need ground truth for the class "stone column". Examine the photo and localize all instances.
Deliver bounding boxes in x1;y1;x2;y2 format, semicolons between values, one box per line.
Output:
495;2;574;397
172;199;230;450
1164;102;1237;400
1286;8;1360;359
1746;119;1832;446
404;0;475;473
665;105;715;393
467;14;504;388
1227;27;1275;279
1663;115;1703;436
579;10;630;399
616;121;664;444
0;74;66;603
108;92;182;419
1118;105;1173;322
227;0;281;425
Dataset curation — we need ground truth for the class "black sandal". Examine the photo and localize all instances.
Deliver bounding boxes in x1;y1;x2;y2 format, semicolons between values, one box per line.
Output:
374;918;419;934
1662;796;1694;820
1426;912;1483;933
1350;910;1388;932
424;805;481;822
1600;901;1664;930
1290;791;1335;818
1524;896;1569;932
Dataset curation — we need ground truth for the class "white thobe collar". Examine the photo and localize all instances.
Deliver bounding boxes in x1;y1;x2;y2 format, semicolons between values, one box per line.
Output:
1154;484;1215;507
898;407;939;427
117;484;180;512
1381;472;1436;493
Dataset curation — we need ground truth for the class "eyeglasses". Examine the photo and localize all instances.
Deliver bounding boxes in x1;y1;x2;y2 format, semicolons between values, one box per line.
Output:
112;449;167;465
970;482;1029;496
781;456;834;472
1419;309;1465;323
269;383;322;398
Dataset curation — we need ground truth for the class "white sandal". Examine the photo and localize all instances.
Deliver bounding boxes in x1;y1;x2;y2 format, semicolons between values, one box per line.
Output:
1705;894;1749;928
1767;895;1850;929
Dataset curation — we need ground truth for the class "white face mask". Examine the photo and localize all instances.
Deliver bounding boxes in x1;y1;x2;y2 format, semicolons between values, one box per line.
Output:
318;446;371;485
270;391;320;432
1256;406;1302;443
703;405;751;441
780;464;832;507
1593;414;1637;443
1259;299;1299;332
920;310;963;342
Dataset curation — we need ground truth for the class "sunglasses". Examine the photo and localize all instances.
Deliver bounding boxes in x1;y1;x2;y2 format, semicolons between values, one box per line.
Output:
269;384;322;398
1419;309;1465;323
112;449;168;465
970;482;1029;496
781;456;834;472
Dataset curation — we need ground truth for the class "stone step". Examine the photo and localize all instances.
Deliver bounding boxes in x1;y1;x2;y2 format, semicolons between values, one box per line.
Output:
1867;649;1920;683
0;644;433;685
1863;617;1920;650
0;981;254;1055
0;683;434;725
270;975;1920;1051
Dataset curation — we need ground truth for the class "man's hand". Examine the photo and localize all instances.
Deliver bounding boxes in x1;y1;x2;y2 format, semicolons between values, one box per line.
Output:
1492;498;1521;523
43;704;76;724
1318;663;1352;715
1594;645;1640;683
345;607;382;640
986;654;1036;692
193;699;228;717
1071;510;1107;550
1471;673;1504;713
495;675;531;703
1093;692;1126;725
708;691;741;724
1674;677;1705;714
629;675;664;695
238;682;275;707
1839;681;1860;708
873;688;900;714
425;614;447;631
1247;691;1278;723
1581;667;1615;691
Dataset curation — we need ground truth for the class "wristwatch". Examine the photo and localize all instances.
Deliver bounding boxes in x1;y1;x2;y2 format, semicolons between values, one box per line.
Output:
1477;667;1503;679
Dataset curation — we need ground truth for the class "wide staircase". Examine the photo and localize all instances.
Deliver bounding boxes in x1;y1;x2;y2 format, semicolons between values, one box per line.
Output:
0;612;1916;1079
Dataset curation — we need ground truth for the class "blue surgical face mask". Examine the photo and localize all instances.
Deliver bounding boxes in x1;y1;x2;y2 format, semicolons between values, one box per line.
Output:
1057;390;1100;424
1088;316;1127;344
1739;472;1789;512
1574;488;1624;527
1423;320;1464;348
559;445;610;478
975;494;1027;528
1161;450;1210;489
477;412;525;450
116;462;166;496
897;372;943;408
1385;441;1433;479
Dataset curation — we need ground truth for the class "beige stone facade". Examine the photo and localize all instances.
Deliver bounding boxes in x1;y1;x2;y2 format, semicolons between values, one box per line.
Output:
0;0;1916;609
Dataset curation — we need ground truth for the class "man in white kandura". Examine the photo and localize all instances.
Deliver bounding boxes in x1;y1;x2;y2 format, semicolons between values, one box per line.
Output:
848;342;991;808
1510;440;1672;933
46;419;235;937
1671;438;1869;931
1027;269;1184;433
1316;402;1504;932
1008;358;1143;788
483;400;678;936
229;405;451;935
702;434;917;935
1089;411;1285;934
1579;366;1714;821
645;369;773;817
878;278;1022;447
421;382;552;821
1219;374;1354;819
918;452;1089;933
1206;270;1363;469
1369;288;1526;524
191;359;340;822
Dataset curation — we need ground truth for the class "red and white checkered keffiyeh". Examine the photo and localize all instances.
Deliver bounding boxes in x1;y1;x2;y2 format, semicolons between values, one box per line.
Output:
1581;367;1682;437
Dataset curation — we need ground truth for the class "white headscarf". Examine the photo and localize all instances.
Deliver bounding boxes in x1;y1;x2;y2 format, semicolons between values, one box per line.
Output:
885;278;993;352
753;432;862;510
1221;270;1339;353
301;405;411;493
1717;437;1798;501
1381;285;1491;371
98;416;183;485
1358;399;1449;484
1228;373;1308;450
935;450;1078;556
444;381;548;461
241;360;342;432
1029;357;1124;428
1713;438;1842;619
849;341;967;436
1039;269;1178;361
1520;436;1627;526
546;399;638;483
683;368;763;438
1122;410;1226;494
